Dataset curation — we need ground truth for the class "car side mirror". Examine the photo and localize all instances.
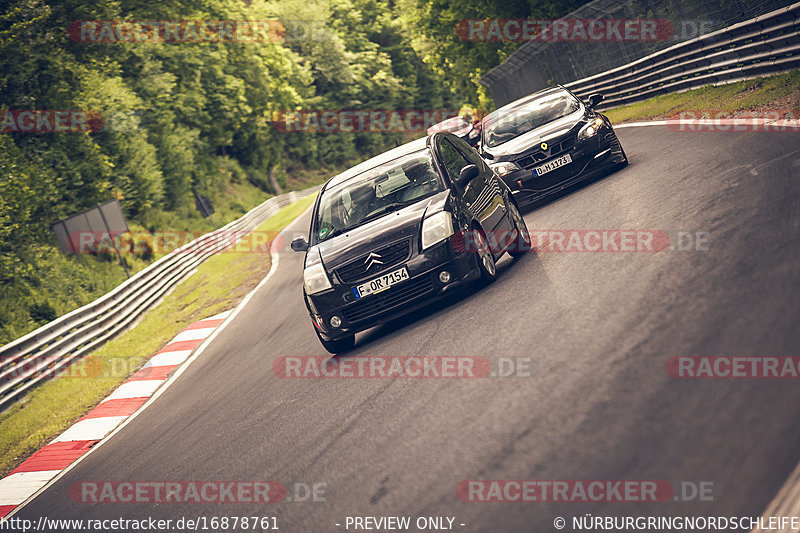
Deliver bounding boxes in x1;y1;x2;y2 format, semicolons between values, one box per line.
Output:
587;93;604;108
457;164;480;187
291;235;309;252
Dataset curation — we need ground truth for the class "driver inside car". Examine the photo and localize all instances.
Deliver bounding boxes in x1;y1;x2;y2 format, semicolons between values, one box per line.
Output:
347;184;378;223
399;160;439;202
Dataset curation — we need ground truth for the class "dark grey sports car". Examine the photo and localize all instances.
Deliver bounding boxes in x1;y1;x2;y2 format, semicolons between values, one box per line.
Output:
479;86;628;205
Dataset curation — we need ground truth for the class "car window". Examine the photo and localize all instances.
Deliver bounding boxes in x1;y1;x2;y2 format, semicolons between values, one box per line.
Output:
438;137;469;181
483;89;580;148
452;137;488;174
374;168;410;198
314;149;443;243
440;137;486;208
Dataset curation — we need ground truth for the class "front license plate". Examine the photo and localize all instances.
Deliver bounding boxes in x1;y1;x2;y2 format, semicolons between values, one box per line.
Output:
533;153;572;177
352;267;409;300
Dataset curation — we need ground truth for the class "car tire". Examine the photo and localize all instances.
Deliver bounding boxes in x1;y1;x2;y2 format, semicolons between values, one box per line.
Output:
507;200;532;258
315;329;355;354
613;137;629;169
617;147;629;168
473;226;497;284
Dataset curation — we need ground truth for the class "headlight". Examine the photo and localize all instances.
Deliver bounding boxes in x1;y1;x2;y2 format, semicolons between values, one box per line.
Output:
489;161;520;176
303;263;332;294
421;211;455;250
578;117;605;141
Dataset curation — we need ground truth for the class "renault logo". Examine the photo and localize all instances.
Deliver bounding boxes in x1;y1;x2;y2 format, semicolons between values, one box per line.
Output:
364;252;384;271
540;142;548;150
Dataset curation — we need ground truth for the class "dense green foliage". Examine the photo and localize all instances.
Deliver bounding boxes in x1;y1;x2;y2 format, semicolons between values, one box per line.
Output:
0;0;455;340
0;0;453;253
400;0;590;108
0;0;589;341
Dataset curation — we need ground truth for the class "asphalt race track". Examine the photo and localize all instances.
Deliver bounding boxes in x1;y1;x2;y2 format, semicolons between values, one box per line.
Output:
14;125;800;531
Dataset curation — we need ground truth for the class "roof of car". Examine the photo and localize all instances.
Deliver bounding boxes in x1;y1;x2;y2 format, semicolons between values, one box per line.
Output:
324;136;431;189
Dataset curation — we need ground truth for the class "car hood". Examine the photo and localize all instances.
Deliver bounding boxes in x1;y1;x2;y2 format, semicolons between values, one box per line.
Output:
311;190;451;270
483;108;586;161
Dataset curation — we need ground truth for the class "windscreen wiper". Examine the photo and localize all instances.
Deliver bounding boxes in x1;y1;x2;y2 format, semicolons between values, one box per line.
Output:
359;201;415;224
321;201;415;241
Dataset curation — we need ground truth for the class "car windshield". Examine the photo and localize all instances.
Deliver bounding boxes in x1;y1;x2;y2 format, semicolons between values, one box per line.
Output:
483;89;580;148
314;149;443;243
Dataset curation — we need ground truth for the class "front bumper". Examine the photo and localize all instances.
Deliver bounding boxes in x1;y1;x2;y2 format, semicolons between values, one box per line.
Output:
307;240;478;341
501;131;625;205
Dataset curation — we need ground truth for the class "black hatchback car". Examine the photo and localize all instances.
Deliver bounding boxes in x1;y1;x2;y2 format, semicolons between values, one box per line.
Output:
291;133;531;353
480;86;627;205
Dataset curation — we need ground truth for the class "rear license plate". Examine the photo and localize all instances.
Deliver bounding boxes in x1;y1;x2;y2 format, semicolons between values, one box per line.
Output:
352;267;409;300
533;153;572;177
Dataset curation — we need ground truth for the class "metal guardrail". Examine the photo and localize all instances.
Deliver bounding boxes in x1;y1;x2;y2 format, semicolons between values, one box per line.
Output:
478;0;800;107
479;2;800;109
561;2;800;109
0;187;319;411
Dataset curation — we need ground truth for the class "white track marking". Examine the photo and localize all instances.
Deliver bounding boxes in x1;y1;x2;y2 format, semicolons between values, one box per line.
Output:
615;120;668;128
171;327;217;342
100;380;162;402
0;471;62;506
52;417;128;443
142;350;193;368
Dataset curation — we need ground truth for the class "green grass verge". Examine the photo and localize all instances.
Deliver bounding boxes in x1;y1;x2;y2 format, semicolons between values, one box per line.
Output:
0;193;317;477
605;69;800;124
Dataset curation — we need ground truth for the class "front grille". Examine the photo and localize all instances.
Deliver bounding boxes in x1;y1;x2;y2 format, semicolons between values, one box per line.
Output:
341;275;434;324
529;166;578;190
336;239;411;284
515;135;576;169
